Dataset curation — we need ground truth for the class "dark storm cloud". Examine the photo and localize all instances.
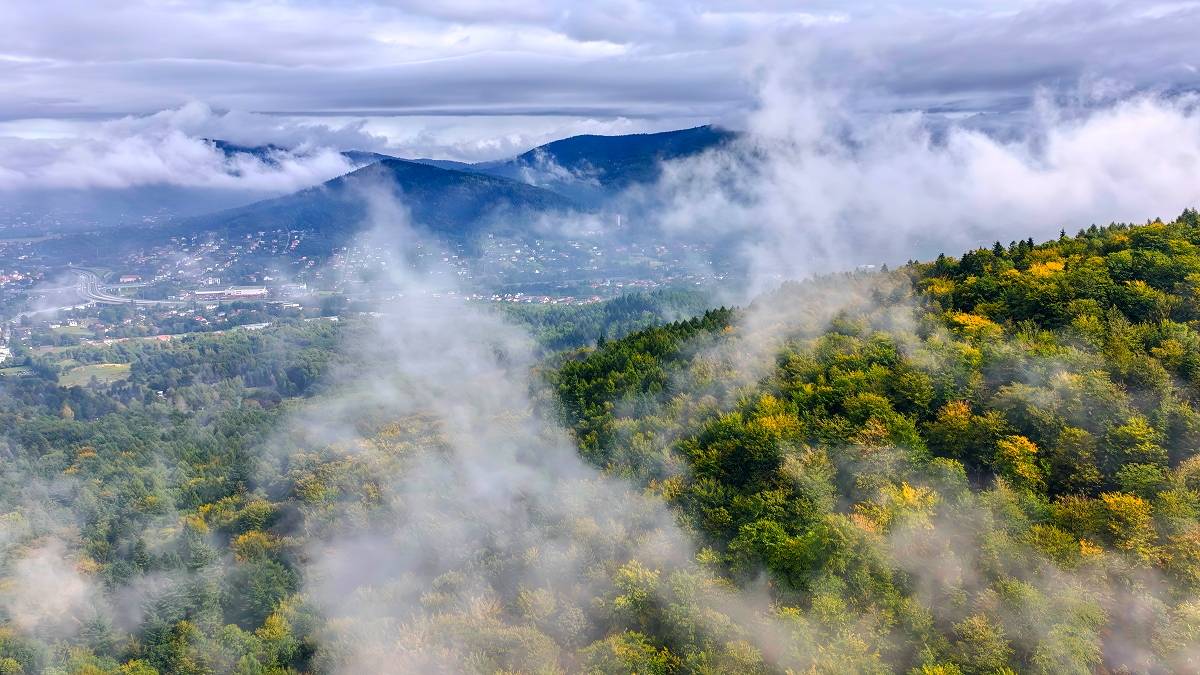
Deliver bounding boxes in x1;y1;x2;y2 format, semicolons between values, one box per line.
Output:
1;0;1196;121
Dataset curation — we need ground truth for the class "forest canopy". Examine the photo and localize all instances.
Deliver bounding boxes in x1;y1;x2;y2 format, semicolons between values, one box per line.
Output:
1;210;1200;673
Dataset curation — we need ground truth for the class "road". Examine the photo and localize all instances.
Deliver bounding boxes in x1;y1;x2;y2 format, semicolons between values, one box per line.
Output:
70;269;185;307
6;270;184;324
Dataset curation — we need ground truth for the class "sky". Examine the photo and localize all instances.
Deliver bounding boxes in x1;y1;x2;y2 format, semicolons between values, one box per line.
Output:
1;0;1197;163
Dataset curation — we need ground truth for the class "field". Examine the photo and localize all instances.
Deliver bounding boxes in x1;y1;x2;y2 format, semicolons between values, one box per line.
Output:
58;362;131;387
51;325;93;337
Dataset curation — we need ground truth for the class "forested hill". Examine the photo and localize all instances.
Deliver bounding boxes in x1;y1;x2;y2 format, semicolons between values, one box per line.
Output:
475;125;735;203
183;157;578;246
552;208;1200;672
3;211;1200;673
180;126;731;244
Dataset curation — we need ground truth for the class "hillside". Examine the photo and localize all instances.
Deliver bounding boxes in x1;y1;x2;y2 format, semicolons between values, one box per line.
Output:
185;157;579;245
2;212;1200;673
208;140;392;169
339;149;396;166
476;125;735;203
153;127;730;246
552;208;1200;672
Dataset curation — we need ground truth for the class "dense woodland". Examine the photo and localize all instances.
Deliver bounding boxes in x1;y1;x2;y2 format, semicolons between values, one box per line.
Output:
2;211;1200;672
504;289;712;352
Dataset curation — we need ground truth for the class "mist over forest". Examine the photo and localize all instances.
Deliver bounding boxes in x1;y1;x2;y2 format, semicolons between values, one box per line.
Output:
2;1;1200;674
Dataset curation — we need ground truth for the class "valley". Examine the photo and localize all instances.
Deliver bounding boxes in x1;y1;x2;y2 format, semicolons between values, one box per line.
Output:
1;211;1200;672
0;129;742;361
2;5;1200;670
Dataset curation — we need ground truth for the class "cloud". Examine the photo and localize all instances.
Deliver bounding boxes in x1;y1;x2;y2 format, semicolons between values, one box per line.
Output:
252;185;806;672
630;76;1200;294
357;114;709;162
4;1;1199;190
3;539;98;637
0;103;367;191
104;103;389;151
0;1;1195;121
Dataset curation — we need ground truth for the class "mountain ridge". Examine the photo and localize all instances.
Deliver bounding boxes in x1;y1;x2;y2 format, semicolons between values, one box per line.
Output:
183;157;579;245
159;125;736;248
473;125;734;203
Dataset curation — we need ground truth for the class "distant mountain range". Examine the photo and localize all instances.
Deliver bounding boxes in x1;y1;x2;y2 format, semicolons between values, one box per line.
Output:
4;127;731;241
186;158;576;246
208;140;390;172
187;125;734;245
470;125;735;203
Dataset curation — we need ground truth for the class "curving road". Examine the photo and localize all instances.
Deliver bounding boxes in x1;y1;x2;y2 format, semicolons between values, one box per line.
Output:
71;269;186;307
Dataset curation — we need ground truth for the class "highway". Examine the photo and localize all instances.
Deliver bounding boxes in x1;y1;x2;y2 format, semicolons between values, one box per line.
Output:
71;269;186;307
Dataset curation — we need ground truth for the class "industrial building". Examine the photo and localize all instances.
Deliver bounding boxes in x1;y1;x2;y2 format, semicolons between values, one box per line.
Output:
188;286;268;301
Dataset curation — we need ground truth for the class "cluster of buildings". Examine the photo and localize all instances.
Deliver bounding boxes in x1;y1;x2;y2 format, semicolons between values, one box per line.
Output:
0;269;35;287
134;229;313;288
1;216;733;343
185;286;269;301
0;323;11;364
486;292;604;305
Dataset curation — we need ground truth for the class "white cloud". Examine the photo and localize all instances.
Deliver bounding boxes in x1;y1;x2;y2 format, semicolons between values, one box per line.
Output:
0;103;713;191
0;103;366;191
358;114;707;162
3;539;98;637
0;1;1194;121
636;75;1200;292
